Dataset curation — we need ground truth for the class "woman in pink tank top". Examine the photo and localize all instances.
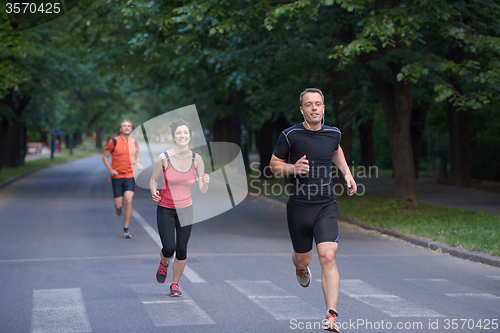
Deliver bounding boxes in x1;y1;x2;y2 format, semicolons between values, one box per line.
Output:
149;119;210;297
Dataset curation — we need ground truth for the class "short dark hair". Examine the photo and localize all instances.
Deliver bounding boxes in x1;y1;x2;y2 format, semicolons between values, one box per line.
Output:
169;119;193;139
121;119;133;126
300;88;324;105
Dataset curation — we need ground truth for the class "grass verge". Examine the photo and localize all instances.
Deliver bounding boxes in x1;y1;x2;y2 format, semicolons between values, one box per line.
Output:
0;150;102;184
337;194;500;257
247;167;499;257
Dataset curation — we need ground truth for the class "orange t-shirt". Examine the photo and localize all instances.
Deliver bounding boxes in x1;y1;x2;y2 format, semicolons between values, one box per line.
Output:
105;136;138;179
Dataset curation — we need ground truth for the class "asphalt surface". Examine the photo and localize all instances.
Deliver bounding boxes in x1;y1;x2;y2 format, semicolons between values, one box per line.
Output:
0;156;499;333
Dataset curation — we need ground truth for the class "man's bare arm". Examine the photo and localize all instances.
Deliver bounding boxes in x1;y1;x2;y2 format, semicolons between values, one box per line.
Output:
103;150;118;177
270;154;309;176
332;145;357;195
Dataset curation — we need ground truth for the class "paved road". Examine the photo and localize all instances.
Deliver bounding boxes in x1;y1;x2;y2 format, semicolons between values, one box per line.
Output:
0;156;499;333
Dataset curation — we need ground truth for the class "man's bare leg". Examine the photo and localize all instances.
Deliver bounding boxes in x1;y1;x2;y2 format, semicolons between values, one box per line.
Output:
114;196;123;213
123;191;134;229
317;242;340;311
293;250;313;269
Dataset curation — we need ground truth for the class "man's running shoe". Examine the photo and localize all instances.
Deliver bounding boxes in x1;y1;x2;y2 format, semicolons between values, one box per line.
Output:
116;207;122;216
170;283;182;297
123;229;132;238
323;309;340;332
156;259;168;283
296;266;311;287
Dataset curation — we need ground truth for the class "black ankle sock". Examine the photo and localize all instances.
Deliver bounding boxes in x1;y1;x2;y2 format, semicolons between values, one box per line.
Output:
124;228;129;232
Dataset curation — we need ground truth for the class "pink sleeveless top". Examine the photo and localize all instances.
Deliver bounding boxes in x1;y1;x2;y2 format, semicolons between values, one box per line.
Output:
158;151;196;209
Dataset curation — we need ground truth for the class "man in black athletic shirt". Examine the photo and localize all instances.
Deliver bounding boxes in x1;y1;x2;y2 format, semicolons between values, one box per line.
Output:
270;88;357;332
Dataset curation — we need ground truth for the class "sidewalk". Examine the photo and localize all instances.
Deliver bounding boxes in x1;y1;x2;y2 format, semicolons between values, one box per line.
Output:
0;149;98;190
249;154;499;267
358;175;500;216
249;153;500;216
24;148;88;162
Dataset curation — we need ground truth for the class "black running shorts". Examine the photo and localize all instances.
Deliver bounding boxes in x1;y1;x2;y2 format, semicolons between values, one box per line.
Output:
111;177;135;198
286;199;339;253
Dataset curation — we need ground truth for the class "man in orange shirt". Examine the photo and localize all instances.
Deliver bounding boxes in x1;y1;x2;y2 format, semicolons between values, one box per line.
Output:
103;120;142;238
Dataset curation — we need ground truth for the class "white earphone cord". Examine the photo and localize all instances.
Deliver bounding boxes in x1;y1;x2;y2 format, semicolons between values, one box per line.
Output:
302;112;325;129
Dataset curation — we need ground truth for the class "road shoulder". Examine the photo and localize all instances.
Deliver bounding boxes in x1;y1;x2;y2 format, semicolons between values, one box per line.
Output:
254;192;500;269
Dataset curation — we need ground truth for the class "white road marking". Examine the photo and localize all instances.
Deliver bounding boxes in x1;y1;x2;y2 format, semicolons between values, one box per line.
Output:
446;293;500;300
248;295;298;299
31;288;91;333
132;209;206;283
182;265;206;283
226;280;321;320
132;209;161;247
142;300;192;304
487;276;500;281
131;284;215;326
340;280;445;318
405;278;500;300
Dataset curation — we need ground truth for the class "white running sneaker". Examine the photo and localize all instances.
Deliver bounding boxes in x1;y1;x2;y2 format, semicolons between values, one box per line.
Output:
296;266;311;287
323;309;340;332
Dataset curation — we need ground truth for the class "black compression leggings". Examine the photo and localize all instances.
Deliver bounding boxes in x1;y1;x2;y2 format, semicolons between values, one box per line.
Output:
157;205;193;260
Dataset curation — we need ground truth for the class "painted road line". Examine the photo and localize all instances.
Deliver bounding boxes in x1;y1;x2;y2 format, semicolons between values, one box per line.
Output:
445;293;500;300
340;279;445;318
132;209;206;283
132;209;161;247
182;265;205;283
130;284;215;326
31;288;91;333
226;280;321;320
405;278;500;299
487;276;500;281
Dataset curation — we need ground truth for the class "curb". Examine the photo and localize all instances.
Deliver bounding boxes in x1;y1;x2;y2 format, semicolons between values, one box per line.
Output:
0;153;100;190
0;169;42;190
253;192;500;268
338;214;500;269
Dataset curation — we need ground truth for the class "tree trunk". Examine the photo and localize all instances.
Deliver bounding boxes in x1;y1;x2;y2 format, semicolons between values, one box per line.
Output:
358;117;374;168
411;102;429;178
360;60;418;209
40;130;48;146
212;99;242;170
0;117;6;172
446;46;471;187
20;124;27;166
0;90;31;168
2;118;22;168
331;70;353;164
213;110;241;145
447;102;470;187
74;132;82;145
255;115;290;178
95;128;103;149
330;69;354;188
65;135;71;149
